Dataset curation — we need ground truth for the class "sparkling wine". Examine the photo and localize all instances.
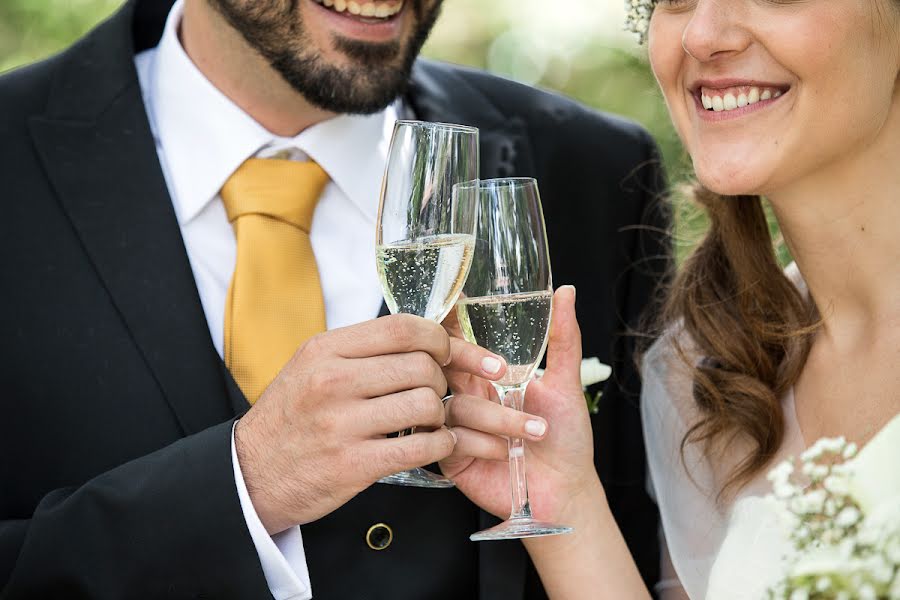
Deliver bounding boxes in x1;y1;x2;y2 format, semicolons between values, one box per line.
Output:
376;233;475;322
456;290;553;386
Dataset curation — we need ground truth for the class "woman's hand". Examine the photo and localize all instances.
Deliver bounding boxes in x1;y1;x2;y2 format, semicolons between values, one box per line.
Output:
439;286;601;521
441;286;650;599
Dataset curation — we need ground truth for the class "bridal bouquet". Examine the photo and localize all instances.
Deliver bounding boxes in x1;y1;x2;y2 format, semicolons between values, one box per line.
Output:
766;416;900;599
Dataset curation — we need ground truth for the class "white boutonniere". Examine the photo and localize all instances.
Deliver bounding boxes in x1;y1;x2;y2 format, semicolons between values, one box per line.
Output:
536;357;612;414
766;415;900;599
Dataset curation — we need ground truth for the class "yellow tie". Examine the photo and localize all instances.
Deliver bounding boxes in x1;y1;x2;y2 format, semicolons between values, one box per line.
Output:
221;157;330;404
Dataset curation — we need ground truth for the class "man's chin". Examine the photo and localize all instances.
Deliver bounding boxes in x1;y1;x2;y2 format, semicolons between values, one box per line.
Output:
277;58;411;114
332;36;403;67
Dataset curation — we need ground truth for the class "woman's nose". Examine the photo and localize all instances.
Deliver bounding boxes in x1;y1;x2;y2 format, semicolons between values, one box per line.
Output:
681;0;753;62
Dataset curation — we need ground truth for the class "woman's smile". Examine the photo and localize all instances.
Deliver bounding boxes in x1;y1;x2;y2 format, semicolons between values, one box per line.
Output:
690;80;790;122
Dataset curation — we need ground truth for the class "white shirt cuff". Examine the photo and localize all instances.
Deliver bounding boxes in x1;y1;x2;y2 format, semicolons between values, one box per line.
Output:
231;422;313;600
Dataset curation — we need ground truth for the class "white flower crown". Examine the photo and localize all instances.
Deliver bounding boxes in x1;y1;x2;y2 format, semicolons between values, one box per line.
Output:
624;0;657;44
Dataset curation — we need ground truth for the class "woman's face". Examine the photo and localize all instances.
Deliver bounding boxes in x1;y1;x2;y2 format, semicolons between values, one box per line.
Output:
648;0;900;197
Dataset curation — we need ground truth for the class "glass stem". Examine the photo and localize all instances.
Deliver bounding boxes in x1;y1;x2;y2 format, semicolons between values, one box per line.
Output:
496;381;532;521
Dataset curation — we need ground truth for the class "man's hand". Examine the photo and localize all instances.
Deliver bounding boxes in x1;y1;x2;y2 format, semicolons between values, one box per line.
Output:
234;314;504;535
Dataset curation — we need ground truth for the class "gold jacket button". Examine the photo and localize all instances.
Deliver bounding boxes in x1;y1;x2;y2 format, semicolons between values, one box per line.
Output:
366;523;393;551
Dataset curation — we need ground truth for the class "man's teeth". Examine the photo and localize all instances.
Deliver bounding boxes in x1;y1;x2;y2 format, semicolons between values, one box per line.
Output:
315;0;403;18
700;86;783;112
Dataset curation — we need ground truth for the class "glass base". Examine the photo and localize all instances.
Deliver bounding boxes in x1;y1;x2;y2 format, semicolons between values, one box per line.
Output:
378;467;455;488
470;517;573;541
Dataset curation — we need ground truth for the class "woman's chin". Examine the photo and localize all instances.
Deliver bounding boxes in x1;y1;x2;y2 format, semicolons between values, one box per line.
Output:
694;167;767;198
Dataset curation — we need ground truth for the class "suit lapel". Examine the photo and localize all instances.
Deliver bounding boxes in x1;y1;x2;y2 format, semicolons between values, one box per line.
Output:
408;60;533;600
407;61;537;182
28;1;234;435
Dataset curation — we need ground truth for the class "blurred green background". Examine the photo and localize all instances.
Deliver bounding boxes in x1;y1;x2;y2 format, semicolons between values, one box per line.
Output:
0;0;717;261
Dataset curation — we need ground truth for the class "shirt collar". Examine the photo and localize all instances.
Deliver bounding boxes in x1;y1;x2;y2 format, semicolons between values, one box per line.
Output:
292;104;398;224
147;0;398;226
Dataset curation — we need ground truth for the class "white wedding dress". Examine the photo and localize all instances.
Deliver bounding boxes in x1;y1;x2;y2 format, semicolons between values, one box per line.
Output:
640;263;809;599
641;335;803;599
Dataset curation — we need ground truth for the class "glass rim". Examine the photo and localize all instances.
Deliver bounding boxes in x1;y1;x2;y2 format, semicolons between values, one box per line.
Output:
452;179;482;190
394;119;479;134
479;177;538;188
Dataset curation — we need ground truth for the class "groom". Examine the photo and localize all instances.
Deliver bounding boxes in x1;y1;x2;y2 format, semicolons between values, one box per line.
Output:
0;0;668;597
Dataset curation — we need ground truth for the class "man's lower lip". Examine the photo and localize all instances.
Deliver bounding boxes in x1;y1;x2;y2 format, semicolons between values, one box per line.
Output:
307;0;407;40
693;91;788;122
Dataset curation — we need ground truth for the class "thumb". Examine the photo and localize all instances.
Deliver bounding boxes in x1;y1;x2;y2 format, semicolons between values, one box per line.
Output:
542;285;582;389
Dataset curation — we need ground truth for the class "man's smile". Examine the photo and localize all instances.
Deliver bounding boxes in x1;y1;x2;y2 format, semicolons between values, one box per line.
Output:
311;0;406;21
306;0;410;43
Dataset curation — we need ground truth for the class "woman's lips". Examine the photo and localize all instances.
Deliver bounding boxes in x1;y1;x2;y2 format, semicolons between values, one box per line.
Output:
690;82;791;121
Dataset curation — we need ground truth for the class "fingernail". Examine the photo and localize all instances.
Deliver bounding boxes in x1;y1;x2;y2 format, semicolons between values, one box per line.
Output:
525;419;547;437
448;428;458;444
563;285;576;300
481;356;502;374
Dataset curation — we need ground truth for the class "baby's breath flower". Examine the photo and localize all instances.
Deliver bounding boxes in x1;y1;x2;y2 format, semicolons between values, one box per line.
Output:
802;436;849;463
831;463;852;477
624;0;657;45
774;481;799;499
801;444;825;463
792;489;827;515
860;583;878;600
824;473;850;496
802;462;816;477
769;460;795;485
835;506;861;529
812;464;830;481
824;436;849;454
766;420;900;599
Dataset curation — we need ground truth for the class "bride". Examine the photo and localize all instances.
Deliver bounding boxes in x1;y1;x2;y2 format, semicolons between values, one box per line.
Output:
440;0;900;597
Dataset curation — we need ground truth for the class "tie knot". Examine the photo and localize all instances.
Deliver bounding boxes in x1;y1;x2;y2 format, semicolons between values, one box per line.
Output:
221;158;330;232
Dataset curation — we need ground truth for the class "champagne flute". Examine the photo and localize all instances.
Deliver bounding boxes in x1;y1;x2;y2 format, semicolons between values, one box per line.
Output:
457;178;573;539
375;120;479;488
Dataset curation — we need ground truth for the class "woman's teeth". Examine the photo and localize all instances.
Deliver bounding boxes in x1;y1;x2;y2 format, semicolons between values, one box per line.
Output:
313;0;404;18
700;86;784;112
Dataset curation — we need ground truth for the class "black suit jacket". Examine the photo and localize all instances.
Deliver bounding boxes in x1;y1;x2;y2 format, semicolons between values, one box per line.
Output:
0;1;669;598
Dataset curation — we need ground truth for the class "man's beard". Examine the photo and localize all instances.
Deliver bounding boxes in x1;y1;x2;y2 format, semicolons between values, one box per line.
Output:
209;0;442;114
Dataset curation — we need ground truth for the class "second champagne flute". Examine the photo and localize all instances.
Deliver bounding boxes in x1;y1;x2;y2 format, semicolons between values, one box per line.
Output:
457;178;573;539
375;120;479;488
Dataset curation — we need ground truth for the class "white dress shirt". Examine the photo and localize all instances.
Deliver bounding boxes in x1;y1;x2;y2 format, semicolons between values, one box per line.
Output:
134;2;397;598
